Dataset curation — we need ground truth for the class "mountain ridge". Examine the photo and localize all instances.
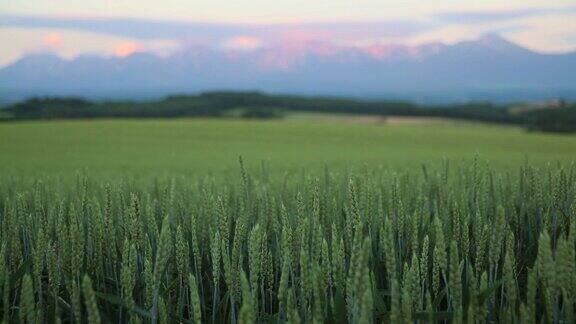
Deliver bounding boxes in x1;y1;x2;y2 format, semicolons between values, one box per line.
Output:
1;34;575;103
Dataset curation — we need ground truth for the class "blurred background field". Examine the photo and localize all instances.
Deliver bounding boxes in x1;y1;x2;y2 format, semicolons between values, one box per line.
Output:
1;117;575;177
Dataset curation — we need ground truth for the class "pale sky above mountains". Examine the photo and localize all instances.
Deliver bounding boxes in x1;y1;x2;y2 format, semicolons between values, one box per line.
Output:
1;0;575;67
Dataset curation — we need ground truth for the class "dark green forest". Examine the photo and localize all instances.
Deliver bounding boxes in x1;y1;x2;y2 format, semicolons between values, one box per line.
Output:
2;92;575;133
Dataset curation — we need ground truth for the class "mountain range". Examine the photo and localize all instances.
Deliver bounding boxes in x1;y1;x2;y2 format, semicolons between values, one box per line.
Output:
1;34;575;103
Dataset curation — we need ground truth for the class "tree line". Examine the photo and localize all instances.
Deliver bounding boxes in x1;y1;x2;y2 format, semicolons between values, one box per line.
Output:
1;92;574;133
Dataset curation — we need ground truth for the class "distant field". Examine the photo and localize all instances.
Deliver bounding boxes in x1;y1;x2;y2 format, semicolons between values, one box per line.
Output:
1;118;575;176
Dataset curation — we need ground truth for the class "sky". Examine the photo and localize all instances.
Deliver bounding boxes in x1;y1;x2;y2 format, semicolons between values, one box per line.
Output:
1;0;575;67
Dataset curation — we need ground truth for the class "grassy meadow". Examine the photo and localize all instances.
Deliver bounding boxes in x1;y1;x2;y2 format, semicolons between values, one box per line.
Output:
1;118;576;176
0;117;576;323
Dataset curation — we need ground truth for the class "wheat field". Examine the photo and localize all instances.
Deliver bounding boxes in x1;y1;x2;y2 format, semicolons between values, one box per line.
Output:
1;155;575;323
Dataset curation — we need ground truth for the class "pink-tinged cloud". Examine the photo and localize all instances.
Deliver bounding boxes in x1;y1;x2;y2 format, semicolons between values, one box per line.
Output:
362;44;422;59
257;41;339;71
272;29;334;53
43;32;64;47
114;41;140;57
222;36;262;51
363;44;392;59
252;29;339;70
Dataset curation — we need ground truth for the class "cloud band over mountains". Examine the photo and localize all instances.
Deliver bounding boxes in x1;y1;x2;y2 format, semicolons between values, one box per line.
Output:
0;15;434;41
0;5;575;67
435;7;576;24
